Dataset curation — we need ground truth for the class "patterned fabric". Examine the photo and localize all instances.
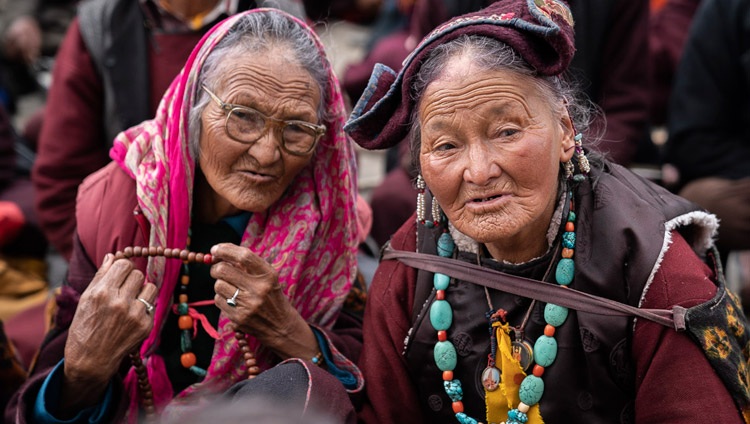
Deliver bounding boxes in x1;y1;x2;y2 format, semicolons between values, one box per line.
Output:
109;9;359;420
684;252;750;422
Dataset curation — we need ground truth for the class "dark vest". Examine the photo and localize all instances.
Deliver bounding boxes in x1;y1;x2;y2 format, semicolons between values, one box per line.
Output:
404;162;705;423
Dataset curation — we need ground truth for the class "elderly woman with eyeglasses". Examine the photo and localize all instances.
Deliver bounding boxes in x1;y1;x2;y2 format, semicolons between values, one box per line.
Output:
6;9;363;424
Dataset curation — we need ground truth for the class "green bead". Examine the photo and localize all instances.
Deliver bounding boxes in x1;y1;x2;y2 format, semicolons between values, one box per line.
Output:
177;302;189;315
544;303;569;327
430;300;453;331
425;220;434;228
534;335;558;367
562;232;576;249
555;258;575;285
433;340;457;371
437;233;454;257
519;375;544;405
434;272;450;290
568;211;576;222
180;330;192;352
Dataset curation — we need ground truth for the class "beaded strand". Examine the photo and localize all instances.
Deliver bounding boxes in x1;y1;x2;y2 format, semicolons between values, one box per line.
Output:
116;244;259;418
428;192;577;424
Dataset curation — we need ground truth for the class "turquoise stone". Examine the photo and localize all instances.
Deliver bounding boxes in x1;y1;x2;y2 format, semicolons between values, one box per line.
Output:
434;341;457;371
544;303;569;327
555;258;575;285
534;335;558;367
573;174;586;183
456;413;478;424
568;211;576;222
562;231;576;249
518;375;544;405
180;330;192;351
434;272;450;290
425;220;434;228
177;302;189;315
444;379;463;401
437;233;455;257
430;300;453;330
189;366;207;377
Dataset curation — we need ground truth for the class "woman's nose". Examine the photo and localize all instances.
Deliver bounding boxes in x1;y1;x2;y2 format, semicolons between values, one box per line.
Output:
247;130;282;164
463;144;501;185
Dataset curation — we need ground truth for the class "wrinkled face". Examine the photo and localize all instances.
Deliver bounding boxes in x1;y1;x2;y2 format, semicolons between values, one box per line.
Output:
418;57;574;261
198;49;321;215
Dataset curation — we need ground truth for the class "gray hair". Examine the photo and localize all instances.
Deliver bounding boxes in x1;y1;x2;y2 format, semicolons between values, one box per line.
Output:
408;35;598;175
188;11;331;158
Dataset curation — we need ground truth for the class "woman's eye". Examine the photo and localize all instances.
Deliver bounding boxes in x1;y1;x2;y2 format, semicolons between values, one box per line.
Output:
495;128;519;138
434;142;456;151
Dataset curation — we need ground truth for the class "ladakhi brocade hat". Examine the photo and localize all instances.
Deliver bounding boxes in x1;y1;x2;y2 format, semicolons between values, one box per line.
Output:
344;0;576;150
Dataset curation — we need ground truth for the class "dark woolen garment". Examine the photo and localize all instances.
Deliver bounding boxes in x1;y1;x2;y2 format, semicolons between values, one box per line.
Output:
356;165;742;423
665;0;750;185
32;18;203;261
7;163;363;423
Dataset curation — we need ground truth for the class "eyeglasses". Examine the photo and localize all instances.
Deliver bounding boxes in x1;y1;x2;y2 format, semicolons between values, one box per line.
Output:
202;85;326;156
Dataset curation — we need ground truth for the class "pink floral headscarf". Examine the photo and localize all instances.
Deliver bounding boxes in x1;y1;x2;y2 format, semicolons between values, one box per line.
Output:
109;9;359;420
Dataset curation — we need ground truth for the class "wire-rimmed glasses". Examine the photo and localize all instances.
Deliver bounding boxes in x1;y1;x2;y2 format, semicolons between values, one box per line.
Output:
202;84;326;156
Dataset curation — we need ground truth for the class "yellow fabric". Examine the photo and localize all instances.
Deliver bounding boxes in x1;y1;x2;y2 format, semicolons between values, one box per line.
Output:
486;322;544;424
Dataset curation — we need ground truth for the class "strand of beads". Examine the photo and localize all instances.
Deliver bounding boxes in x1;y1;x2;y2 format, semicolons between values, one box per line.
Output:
501;193;576;424
116;244;259;418
429;230;479;424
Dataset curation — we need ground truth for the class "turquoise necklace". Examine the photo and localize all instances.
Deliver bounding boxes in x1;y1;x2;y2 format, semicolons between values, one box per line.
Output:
429;189;579;424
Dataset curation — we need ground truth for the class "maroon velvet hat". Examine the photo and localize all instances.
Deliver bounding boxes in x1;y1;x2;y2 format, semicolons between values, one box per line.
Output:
344;0;576;150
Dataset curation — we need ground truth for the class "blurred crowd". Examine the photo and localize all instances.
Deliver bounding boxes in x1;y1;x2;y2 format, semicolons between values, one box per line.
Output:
0;0;748;417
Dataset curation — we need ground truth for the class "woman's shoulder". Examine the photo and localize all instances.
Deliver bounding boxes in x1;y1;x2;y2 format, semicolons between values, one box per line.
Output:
75;162;140;267
641;230;718;309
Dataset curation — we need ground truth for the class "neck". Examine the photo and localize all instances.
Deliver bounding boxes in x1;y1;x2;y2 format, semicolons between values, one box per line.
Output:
194;169;240;224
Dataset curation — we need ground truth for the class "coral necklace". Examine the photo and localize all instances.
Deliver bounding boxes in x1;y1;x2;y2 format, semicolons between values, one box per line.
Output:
115;243;259;419
430;191;577;424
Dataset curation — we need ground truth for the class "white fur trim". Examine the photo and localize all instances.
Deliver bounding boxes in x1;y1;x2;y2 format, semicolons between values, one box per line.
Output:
636;211;719;328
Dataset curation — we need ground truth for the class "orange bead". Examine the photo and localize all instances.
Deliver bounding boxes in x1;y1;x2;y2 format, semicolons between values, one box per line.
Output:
181;275;190;285
443;371;453;381
180;352;196;368
544;324;556;337
533;364;545;377
562;248;574;258
437;330;447;341
178;315;193;330
452;401;464;414
436;290;445;300
178;294;188;303
565;221;575;232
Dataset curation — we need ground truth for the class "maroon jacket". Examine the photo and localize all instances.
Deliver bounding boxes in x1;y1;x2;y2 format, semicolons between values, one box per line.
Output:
7;162;363;423
357;164;742;423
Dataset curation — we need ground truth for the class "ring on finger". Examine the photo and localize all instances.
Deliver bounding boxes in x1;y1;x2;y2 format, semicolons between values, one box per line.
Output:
227;288;240;308
136;297;155;315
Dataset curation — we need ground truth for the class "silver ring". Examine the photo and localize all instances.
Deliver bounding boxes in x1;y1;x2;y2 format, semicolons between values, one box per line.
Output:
136;298;155;315
227;288;240;308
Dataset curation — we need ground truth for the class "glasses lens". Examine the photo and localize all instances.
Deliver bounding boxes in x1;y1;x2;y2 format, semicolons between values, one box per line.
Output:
227;107;265;142
282;123;317;154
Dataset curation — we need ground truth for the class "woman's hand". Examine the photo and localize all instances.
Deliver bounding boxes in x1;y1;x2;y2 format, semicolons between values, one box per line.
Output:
210;243;318;361
61;254;157;415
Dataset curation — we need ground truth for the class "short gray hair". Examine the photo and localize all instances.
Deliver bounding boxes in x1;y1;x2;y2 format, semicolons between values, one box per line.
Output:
408;35;597;174
188;11;331;158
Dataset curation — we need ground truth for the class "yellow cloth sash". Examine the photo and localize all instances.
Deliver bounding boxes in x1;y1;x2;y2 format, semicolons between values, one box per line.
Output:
486;322;544;424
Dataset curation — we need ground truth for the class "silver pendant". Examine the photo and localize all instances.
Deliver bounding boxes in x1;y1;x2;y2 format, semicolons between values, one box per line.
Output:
481;366;500;392
511;340;534;371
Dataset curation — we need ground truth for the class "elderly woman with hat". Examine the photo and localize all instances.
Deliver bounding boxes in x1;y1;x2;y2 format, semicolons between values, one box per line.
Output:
345;1;748;423
6;8;363;424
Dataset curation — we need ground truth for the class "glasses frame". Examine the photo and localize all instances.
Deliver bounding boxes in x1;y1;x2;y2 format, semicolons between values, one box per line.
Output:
202;84;326;156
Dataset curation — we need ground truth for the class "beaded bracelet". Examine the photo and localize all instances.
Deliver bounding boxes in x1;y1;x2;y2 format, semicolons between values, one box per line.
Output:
311;351;325;367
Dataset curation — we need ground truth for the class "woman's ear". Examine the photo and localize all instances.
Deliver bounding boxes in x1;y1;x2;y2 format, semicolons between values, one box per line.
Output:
559;112;575;163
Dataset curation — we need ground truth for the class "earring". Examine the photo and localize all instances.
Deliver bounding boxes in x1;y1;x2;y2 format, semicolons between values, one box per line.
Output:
431;194;442;225
574;133;590;174
416;174;426;224
564;160;575;179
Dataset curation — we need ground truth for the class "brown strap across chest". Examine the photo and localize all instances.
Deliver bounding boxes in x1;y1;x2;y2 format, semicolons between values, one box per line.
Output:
383;246;687;331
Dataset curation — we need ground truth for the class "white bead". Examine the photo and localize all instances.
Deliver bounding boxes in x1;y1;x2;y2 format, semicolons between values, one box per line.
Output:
517;402;530;413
